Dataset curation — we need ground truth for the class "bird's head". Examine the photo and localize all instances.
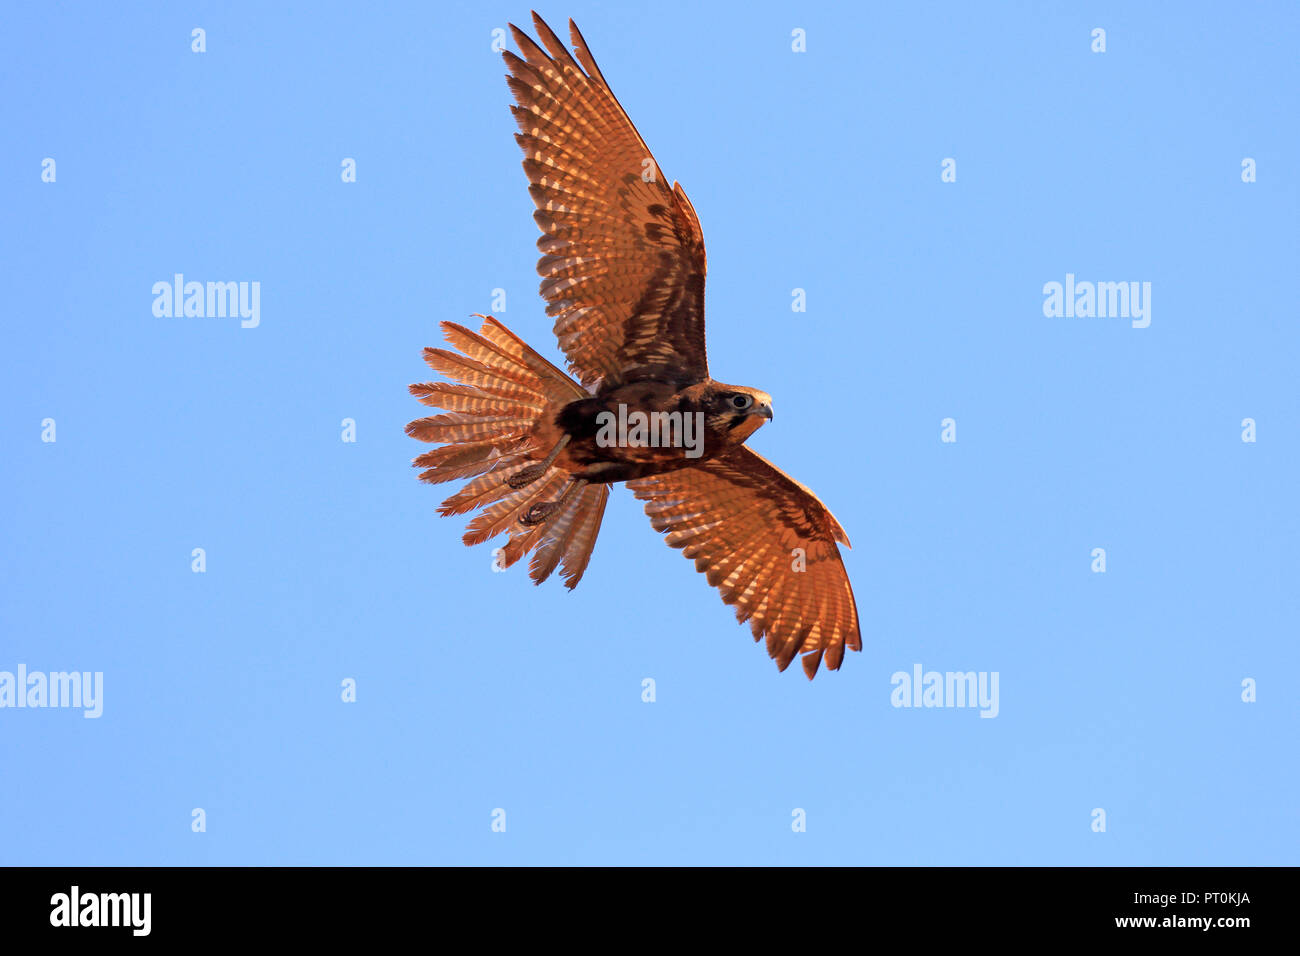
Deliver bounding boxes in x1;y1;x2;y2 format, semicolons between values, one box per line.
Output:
703;384;773;444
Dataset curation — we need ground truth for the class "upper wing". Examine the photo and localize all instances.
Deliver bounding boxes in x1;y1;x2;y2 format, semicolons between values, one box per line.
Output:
627;446;861;678
504;13;708;390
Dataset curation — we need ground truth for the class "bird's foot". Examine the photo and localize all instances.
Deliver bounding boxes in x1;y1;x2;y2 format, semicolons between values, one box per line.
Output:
507;464;547;489
505;435;572;489
517;477;587;526
519;500;560;526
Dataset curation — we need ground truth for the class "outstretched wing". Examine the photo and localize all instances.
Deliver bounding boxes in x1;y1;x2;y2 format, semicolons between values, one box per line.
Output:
627;447;861;678
504;13;708;390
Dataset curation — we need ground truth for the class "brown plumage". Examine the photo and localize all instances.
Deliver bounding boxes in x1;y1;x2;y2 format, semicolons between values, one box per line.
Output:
407;13;860;677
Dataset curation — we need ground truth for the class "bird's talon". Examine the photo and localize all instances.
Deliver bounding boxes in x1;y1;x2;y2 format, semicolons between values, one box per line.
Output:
508;465;546;489
520;501;560;525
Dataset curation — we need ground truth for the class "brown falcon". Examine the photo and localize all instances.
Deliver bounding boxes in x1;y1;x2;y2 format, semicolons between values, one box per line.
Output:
407;12;860;677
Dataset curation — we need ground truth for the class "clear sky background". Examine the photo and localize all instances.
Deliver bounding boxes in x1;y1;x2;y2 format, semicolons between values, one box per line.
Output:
2;1;1296;865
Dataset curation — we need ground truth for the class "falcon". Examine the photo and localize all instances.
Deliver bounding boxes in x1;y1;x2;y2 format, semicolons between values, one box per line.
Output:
407;12;860;677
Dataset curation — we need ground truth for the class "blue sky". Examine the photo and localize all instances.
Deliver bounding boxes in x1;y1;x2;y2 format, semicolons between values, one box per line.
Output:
1;1;1296;865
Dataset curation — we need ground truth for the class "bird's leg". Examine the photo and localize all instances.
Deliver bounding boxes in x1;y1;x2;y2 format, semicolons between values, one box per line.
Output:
520;478;587;526
507;435;570;489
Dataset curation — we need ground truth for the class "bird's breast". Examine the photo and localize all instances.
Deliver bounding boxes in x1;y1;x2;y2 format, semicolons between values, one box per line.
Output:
550;386;723;481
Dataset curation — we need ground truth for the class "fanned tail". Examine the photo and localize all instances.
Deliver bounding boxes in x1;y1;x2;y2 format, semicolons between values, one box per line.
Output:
407;315;608;588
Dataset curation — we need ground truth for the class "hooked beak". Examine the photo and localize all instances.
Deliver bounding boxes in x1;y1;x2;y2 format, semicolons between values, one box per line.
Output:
756;402;774;421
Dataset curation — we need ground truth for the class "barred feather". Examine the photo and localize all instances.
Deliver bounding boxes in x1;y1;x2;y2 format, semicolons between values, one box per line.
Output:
409;314;608;585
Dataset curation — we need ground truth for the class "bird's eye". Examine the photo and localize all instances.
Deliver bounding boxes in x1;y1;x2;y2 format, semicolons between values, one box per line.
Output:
730;394;752;410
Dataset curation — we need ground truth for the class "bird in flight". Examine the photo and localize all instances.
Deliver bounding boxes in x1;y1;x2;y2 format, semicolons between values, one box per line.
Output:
408;12;860;677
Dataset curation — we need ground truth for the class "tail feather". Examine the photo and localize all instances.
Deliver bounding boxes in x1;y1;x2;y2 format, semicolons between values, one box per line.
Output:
463;471;569;546
436;458;535;516
420;345;554;401
522;489;587;580
412;440;524;485
472;317;588;403
497;480;610;590
439;320;580;407
441;322;537;374
408;315;608;587
406;412;537;445
409;381;545;415
554;482;609;588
